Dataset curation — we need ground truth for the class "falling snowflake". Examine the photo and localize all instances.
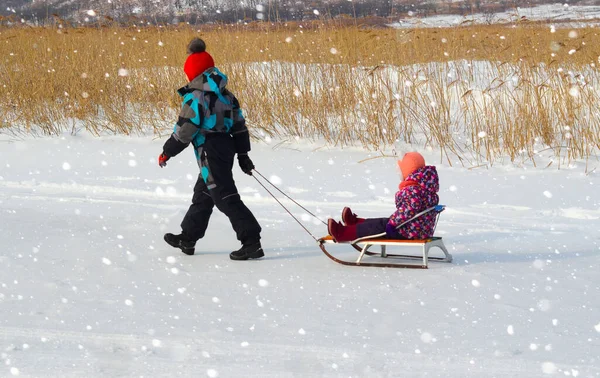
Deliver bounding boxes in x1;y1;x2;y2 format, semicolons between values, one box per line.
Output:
313;9;320;15
530;343;539;351
118;68;129;77
102;257;112;265
541;362;557;374
543;191;553;198
420;332;433;343
507;325;515;335
86;10;96;17
569;86;579;97
471;279;481;287
477;131;487;138
298;328;306;335
285;37;293;43
207;369;219;378
537;299;551;312
330;48;338;55
258;279;269;287
62;162;71;171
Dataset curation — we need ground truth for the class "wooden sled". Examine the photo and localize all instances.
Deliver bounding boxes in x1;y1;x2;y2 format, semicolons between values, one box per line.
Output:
317;205;453;269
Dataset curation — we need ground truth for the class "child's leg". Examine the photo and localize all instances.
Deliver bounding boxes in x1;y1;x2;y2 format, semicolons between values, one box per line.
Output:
341;207;365;225
206;154;262;246
181;174;215;241
328;219;357;242
356;218;389;238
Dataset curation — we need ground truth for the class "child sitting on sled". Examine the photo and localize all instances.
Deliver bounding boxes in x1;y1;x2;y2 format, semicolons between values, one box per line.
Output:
327;152;440;242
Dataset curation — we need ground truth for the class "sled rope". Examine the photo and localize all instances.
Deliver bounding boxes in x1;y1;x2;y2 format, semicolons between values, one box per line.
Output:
252;170;320;242
254;170;327;226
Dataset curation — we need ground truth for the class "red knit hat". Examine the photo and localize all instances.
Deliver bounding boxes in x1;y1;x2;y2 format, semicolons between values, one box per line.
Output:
397;152;426;179
184;52;215;82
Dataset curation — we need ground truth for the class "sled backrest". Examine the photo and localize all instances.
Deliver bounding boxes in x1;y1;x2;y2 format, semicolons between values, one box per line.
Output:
348;205;446;244
395;204;446;230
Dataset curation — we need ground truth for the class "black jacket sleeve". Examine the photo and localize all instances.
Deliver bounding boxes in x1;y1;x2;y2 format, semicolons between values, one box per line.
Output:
162;96;202;157
230;96;251;154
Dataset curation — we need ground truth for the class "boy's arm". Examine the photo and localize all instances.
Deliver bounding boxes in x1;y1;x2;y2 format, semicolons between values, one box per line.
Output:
230;96;251;154
162;96;202;158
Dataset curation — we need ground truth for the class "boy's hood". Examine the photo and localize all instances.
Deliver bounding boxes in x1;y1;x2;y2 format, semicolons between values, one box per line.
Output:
178;67;228;96
404;165;439;193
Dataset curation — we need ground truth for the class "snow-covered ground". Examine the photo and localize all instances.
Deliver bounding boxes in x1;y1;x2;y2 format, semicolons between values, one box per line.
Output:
0;133;599;377
390;4;600;28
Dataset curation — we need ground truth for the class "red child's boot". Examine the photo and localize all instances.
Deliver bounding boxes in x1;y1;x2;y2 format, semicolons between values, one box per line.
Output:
328;219;358;242
341;207;365;226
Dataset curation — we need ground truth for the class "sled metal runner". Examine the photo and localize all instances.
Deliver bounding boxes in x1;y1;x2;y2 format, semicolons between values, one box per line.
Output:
318;235;452;269
317;205;452;269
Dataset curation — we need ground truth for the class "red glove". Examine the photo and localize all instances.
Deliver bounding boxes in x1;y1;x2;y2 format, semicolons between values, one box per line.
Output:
158;153;169;168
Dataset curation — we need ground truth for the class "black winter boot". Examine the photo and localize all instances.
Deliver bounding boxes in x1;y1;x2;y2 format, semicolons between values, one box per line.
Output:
164;233;195;255
230;241;264;261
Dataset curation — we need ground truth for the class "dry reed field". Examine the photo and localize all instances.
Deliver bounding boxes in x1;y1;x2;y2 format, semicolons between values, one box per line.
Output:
1;22;600;165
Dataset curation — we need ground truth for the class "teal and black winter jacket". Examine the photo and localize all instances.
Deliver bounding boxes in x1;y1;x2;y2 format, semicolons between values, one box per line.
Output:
162;67;251;162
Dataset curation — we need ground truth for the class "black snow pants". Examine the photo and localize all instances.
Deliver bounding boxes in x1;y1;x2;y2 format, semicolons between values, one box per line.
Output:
181;135;261;246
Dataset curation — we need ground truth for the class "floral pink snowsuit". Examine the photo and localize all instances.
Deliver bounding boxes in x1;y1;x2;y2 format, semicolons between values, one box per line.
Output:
387;165;440;239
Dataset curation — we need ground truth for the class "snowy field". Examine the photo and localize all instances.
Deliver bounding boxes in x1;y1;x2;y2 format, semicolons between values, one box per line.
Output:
390;4;600;28
0;133;599;377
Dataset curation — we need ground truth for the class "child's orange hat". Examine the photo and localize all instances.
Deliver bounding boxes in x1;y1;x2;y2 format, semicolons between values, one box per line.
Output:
397;152;425;179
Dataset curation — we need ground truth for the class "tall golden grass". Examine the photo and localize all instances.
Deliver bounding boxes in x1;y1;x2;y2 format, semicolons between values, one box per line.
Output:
1;22;599;165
